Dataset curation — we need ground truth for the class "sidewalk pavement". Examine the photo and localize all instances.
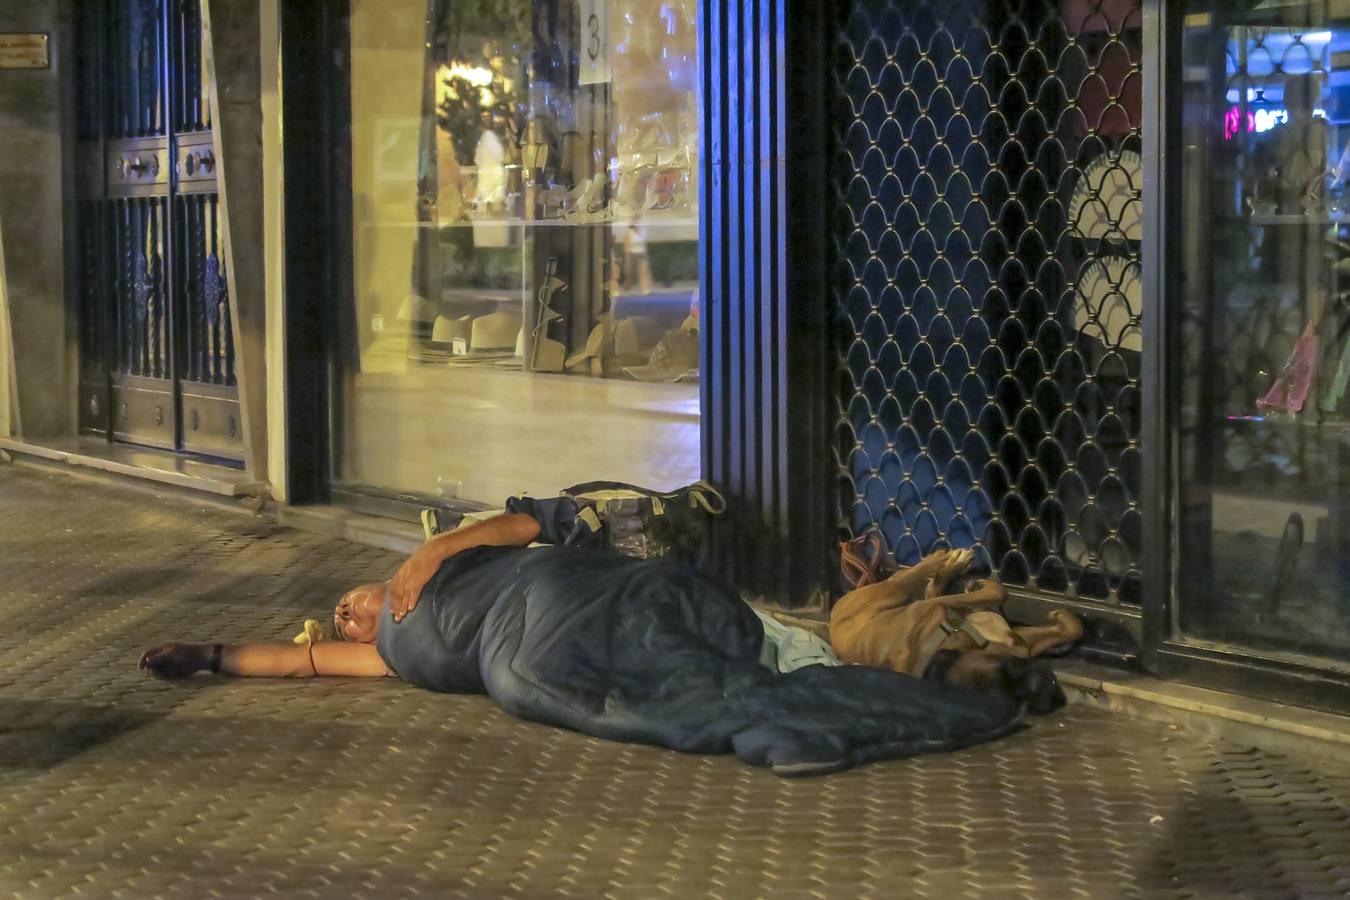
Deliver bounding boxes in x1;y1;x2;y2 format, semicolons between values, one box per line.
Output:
0;462;1348;899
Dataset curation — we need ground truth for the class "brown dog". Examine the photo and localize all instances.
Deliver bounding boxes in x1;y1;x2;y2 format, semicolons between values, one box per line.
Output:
830;548;1084;712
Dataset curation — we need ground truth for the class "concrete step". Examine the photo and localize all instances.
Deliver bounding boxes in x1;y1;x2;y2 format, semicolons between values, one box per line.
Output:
1058;660;1350;762
0;437;264;497
277;504;424;556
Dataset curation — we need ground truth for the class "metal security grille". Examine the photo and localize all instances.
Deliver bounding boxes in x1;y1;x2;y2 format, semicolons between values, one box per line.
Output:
833;0;1144;604
109;197;170;379
176;194;232;386
75;0;241;461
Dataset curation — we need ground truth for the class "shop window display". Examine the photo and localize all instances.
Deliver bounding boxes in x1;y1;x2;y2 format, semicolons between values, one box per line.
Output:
340;0;700;504
1179;4;1350;664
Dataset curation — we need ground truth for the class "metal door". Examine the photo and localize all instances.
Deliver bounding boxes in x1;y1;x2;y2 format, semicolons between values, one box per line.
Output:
75;0;241;462
832;1;1145;632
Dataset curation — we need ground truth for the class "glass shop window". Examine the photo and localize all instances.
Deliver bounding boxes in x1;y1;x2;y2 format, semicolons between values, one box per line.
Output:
339;1;701;505
1178;4;1350;665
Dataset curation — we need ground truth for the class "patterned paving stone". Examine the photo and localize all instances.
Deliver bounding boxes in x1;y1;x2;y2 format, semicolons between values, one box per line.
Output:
0;464;1348;898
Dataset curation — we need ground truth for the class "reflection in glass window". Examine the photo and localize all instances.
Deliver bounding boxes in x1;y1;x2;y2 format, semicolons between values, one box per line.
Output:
1179;4;1350;664
342;1;701;504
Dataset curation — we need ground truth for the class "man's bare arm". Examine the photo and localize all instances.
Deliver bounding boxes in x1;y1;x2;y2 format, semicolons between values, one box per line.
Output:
139;641;391;679
387;513;541;621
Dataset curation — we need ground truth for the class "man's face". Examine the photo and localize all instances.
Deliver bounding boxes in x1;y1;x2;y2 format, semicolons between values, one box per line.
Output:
334;584;386;644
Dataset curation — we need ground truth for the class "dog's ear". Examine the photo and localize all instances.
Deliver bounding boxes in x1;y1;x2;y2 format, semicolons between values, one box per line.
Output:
999;657;1066;714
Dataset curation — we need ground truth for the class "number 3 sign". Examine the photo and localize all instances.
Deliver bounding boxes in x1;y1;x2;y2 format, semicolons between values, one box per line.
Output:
578;0;611;85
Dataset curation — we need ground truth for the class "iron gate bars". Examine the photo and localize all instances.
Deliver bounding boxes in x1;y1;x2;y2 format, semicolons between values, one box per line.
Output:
833;0;1145;605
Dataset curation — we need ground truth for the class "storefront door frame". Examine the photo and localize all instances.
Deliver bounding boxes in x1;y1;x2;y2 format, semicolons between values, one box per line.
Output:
698;0;836;608
279;0;346;504
1139;0;1350;712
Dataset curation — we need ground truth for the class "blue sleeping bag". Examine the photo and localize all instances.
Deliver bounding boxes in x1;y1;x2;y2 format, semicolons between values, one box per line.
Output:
376;545;1022;776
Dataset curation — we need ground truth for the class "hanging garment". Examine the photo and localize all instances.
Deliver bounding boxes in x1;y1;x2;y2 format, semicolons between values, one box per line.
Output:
1258;321;1319;415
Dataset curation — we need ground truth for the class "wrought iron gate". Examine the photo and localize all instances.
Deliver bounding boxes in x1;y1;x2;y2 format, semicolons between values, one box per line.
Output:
75;0;240;461
833;0;1144;608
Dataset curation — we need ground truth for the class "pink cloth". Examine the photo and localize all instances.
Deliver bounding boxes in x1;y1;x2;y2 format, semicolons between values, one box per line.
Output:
1257;322;1319;415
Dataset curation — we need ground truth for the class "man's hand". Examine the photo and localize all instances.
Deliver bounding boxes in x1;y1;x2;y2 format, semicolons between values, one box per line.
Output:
388;513;542;623
388;555;437;623
138;642;212;679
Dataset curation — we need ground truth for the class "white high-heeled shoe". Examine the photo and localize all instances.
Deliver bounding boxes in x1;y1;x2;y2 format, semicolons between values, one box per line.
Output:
562;174;604;223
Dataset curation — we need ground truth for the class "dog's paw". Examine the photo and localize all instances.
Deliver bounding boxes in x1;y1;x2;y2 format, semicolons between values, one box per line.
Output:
925;548;976;598
895;548;953;575
1048;609;1085;642
885;548;951;597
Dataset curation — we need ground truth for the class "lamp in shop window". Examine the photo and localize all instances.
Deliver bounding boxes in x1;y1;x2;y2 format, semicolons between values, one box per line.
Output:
436;48;524;170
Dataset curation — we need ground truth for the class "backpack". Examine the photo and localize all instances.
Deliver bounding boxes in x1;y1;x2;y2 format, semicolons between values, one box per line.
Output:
561;480;727;561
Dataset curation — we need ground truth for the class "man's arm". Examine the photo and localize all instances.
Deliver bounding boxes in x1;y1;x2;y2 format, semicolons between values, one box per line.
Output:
387;512;541;621
139;640;391;679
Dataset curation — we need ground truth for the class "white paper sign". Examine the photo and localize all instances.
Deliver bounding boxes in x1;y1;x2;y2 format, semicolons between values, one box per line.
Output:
578;0;611;85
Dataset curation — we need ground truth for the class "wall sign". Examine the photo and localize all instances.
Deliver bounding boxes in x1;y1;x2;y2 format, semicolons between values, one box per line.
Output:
577;0;611;85
0;34;49;70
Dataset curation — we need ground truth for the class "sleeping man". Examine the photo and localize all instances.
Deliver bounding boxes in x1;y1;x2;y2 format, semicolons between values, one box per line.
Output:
139;511;1030;776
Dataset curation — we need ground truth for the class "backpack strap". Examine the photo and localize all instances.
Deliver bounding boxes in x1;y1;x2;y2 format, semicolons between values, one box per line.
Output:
562;479;727;516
